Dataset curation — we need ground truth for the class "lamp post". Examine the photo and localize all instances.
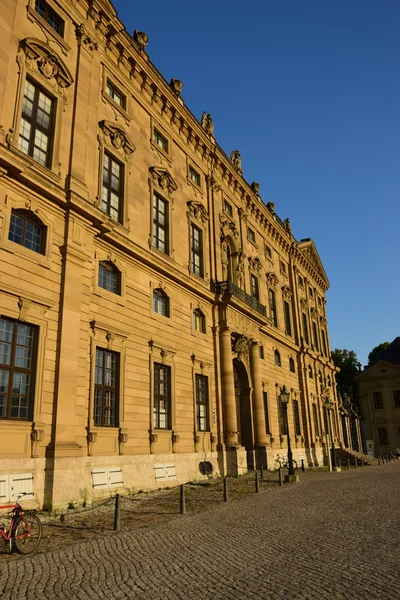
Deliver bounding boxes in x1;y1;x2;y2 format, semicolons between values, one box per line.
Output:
324;396;337;469
279;385;295;477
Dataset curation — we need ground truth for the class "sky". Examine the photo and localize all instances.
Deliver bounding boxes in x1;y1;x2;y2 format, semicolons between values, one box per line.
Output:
113;0;399;368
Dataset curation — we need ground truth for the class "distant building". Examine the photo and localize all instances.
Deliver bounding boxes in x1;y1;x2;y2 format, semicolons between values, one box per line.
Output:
357;338;400;455
1;0;342;508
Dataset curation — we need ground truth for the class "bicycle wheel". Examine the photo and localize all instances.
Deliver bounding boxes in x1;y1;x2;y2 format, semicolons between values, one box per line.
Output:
292;459;298;471
13;513;42;554
274;459;282;471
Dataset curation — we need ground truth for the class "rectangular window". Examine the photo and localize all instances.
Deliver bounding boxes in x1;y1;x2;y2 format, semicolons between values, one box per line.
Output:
264;244;272;260
247;227;256;244
293;400;301;436
284;300;292;336
102;153;123;223
298;275;304;288
153;193;169;254
312;322;319;352
377;427;388;446
35;0;64;36
393;390;400;409
302;312;309;345
0;317;37;420
280;260;286;274
373;391;383;410
250;275;259;301
153;129;168;153
191;224;203;277
18;79;55;168
263;391;271;434
106;81;126;108
269;289;277;327
312;403;320;436
309;287;314;297
321;329;327;356
94;348;119;426
195;374;209;431
189;166;201;187
278;400;288;435
259;345;264;359
153;363;171;429
223;200;233;217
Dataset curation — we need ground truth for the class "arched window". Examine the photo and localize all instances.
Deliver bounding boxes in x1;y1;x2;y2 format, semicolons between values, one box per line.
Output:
8;209;46;254
274;349;281;367
98;261;120;294
289;357;295;373
327;375;331;387
193;308;205;333
308;365;313;378
153;288;170;317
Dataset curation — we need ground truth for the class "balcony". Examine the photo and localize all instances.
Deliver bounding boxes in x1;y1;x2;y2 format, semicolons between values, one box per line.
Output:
214;280;267;317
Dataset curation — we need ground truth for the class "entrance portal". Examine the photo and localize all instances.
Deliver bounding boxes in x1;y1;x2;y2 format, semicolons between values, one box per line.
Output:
233;358;254;470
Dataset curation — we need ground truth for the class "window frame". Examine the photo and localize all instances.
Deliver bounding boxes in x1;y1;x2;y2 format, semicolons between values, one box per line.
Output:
190;223;204;277
94;347;120;427
8;209;46;255
250;274;259;301
372;391;383;410
153;288;170;318
393;390;400;409
193;308;206;333
223;199;233;217
263;391;271;434
152;192;169;255
283;299;292;336
274;349;281;367
279;260;287;275
293;400;301;436
195;373;209;432
153;128;169;154
34;0;64;36
188;164;201;189
153;362;172;430
18;78;56;169
101;151;124;224
98;261;121;295
106;80;126;110
377;426;388;446
0;317;38;421
312;403;320;436
269;288;278;327
247;227;256;245
289;357;295;373
264;244;273;261
312;321;319;352
302;312;310;345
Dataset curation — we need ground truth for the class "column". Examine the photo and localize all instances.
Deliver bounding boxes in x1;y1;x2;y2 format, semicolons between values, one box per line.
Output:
250;341;268;447
219;327;239;446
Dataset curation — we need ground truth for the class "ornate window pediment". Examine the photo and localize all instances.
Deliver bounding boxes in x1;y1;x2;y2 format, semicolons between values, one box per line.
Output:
266;272;279;288
219;213;239;241
18;38;73;88
99;120;135;157
248;256;263;272
149;166;177;197
187;200;209;224
300;298;309;310
281;285;292;301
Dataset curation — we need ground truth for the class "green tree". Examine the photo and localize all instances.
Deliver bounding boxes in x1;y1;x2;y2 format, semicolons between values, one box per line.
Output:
331;348;361;404
367;342;390;366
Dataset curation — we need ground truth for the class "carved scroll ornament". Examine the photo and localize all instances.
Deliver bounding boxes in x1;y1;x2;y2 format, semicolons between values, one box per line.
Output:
266;272;279;288
187;200;209;224
149;166;178;197
99;120;136;157
281;285;292;301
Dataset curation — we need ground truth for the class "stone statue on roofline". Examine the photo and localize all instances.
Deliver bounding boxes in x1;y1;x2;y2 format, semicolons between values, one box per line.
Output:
133;30;148;50
170;78;183;96
201;112;214;135
230;150;243;175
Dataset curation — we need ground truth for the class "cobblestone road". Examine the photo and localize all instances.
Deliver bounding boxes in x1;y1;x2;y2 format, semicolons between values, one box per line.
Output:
0;464;399;599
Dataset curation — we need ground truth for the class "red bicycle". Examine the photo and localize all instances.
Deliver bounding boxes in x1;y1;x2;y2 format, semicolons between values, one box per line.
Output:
0;492;42;554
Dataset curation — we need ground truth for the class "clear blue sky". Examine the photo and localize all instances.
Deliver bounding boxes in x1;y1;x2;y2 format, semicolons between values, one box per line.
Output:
113;0;399;368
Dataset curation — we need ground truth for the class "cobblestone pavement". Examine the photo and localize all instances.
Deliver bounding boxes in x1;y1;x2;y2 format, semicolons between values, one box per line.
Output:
0;464;399;599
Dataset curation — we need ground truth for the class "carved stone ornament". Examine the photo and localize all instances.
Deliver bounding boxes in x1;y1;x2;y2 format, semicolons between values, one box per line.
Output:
283;218;292;233
219;213;239;240
311;307;318;317
201;112;214;135
266;272;279;288
300;298;309;310
251;182;260;194
248;256;263;272
320;316;327;325
187;200;209;224
233;335;249;361
133;30;148;50
206;175;221;192
19;38;74;89
99;120;136;156
170;78;183;96
149;166;178;197
236;251;246;288
230;150;243;175
281;285;293;301
266;201;275;213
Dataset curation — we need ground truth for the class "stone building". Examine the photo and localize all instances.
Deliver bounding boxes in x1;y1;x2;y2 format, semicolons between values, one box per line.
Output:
0;0;341;508
357;337;400;455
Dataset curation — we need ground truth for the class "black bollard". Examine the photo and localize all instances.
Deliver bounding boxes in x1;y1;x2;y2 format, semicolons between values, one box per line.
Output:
360;458;364;467
180;484;186;514
301;459;305;472
255;471;259;493
338;459;342;470
354;457;358;468
279;467;283;486
114;493;121;532
377;456;380;465
347;458;351;470
260;464;264;481
223;477;228;502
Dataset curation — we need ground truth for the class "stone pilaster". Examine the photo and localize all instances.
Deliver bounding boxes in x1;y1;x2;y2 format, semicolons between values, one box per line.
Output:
219;327;239;447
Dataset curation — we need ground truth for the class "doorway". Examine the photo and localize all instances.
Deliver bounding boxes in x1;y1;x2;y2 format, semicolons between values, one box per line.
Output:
233;358;254;469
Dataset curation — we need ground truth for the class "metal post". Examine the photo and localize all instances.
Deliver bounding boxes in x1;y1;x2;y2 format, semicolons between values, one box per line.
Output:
301;459;305;472
260;464;264;480
284;404;295;476
114;493;121;532
377;456;380;465
279;467;283;486
223;477;228;502
329;408;336;469
326;432;333;472
347;458;351;470
338;459;342;470
180;484;186;514
354;457;357;468
255;471;259;493
360;458;364;467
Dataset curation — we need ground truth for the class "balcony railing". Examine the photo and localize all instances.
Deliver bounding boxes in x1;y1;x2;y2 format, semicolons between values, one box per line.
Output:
214;280;267;317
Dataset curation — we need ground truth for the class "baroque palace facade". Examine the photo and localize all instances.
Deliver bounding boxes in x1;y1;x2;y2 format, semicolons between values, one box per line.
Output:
0;0;341;508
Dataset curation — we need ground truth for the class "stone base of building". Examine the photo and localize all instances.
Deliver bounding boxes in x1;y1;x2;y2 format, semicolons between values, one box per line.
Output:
284;474;300;483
